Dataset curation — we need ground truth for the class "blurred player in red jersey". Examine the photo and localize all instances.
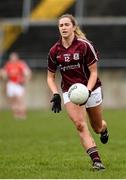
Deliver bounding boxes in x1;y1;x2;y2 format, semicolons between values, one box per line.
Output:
47;14;109;170
0;52;32;119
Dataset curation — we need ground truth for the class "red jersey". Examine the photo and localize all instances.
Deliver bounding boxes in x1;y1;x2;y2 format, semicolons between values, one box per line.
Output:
4;59;28;84
48;36;101;92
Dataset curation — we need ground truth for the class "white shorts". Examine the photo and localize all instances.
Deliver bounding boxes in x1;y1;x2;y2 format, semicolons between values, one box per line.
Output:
6;81;25;97
63;87;103;108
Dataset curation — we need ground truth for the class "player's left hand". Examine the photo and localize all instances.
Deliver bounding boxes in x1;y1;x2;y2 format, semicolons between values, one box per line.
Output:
50;93;62;113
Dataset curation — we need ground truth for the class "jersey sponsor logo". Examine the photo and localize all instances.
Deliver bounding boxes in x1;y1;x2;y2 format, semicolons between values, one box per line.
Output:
59;62;80;71
73;53;79;60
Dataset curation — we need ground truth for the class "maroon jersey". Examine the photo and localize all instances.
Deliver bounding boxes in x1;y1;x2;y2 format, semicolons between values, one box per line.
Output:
48;36;101;92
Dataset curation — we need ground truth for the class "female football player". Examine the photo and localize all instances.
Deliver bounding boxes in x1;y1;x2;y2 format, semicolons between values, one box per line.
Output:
1;52;32;119
47;14;109;170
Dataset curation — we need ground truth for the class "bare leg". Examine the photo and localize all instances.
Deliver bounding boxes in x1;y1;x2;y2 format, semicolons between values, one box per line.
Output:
65;102;96;150
65;102;105;169
9;95;27;119
86;104;109;144
86;104;107;134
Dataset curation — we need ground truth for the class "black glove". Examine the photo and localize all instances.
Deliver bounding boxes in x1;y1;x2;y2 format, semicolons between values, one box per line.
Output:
80;90;91;106
50;93;62;113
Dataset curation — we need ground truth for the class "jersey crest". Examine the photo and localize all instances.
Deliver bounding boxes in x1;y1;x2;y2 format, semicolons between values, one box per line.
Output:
73;53;79;60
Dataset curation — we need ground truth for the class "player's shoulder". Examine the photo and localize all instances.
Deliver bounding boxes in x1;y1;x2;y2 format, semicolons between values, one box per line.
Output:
77;37;93;47
77;37;98;52
16;59;24;65
4;61;11;68
17;60;28;68
49;40;60;53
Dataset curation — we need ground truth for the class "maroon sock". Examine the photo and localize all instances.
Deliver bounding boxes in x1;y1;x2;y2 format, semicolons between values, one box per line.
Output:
87;146;101;163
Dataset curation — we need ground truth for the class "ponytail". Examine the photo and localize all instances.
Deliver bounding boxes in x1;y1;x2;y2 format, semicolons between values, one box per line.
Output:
75;26;86;39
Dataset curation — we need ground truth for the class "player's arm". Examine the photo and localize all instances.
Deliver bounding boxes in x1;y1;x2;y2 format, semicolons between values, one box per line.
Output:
84;41;99;91
22;62;32;83
79;63;98;106
47;70;61;113
47;70;59;94
0;69;2;79
0;68;8;80
24;67;32;82
47;49;61;113
87;62;98;91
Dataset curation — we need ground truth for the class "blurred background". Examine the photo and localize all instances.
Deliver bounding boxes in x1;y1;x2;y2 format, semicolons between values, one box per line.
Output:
0;0;126;109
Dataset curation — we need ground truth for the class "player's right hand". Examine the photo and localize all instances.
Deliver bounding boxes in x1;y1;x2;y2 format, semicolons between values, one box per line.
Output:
50;93;62;113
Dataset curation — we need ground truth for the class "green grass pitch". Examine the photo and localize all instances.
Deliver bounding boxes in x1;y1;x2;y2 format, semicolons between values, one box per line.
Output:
0;109;126;178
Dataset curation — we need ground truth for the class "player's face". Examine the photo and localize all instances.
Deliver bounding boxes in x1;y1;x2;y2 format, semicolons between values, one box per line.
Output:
58;17;76;38
9;53;19;62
